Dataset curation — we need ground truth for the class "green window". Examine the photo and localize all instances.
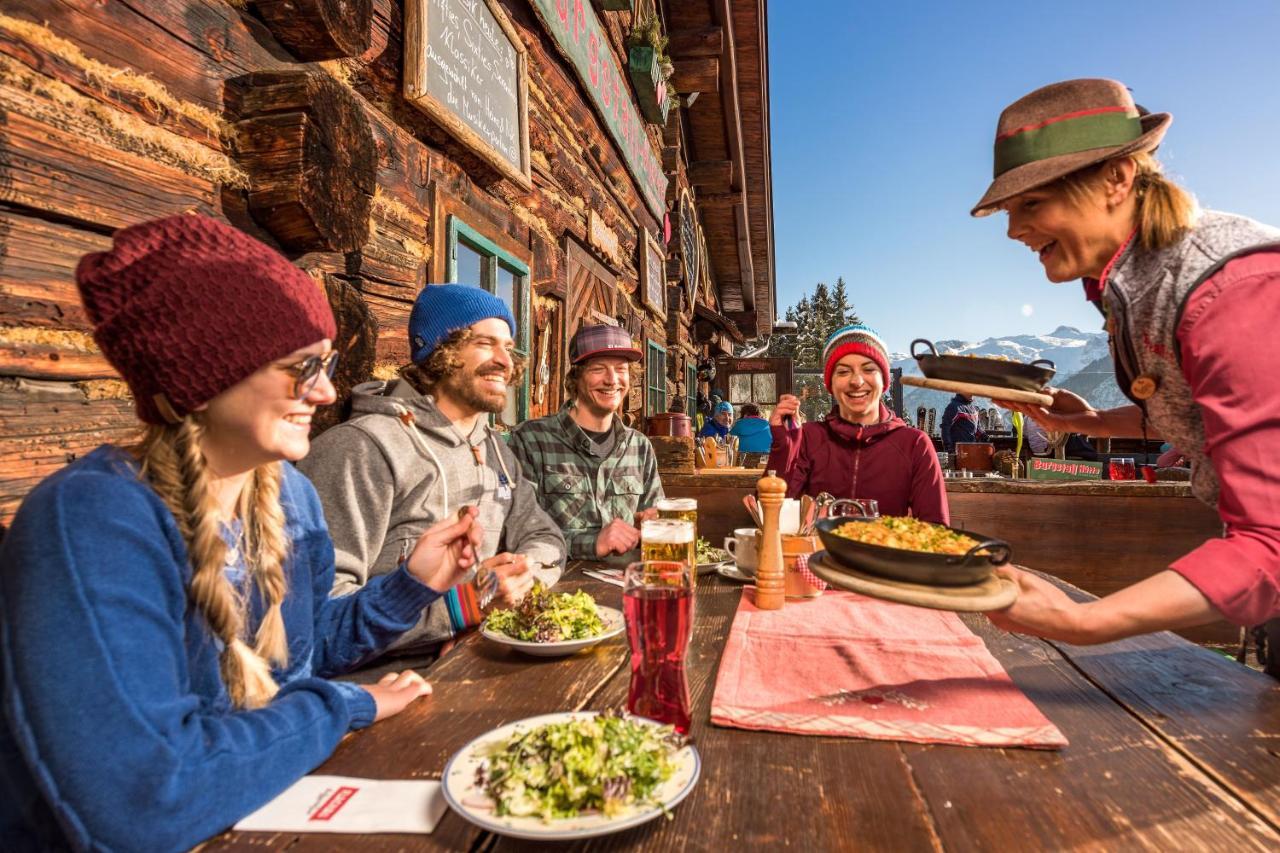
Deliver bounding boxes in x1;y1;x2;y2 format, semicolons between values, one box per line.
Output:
646;340;667;416
446;216;530;428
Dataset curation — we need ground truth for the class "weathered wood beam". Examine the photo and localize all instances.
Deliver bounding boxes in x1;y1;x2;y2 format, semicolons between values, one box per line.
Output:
226;70;377;253
687;160;733;193
672;57;720;95
668;26;724;59
254;0;373;60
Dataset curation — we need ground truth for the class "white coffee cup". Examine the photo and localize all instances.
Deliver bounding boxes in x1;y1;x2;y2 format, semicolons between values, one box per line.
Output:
723;528;760;576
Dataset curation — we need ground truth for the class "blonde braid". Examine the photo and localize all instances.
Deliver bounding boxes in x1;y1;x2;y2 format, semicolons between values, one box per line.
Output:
244;465;290;667
136;420;281;708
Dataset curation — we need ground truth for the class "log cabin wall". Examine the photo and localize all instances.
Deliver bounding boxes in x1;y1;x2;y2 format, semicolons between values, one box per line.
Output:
0;0;773;530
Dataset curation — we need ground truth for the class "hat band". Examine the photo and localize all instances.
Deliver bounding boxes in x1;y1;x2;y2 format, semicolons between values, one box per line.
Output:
994;109;1141;177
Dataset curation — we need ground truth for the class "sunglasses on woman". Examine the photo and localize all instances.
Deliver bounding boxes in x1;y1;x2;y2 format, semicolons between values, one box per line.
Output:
285;351;339;399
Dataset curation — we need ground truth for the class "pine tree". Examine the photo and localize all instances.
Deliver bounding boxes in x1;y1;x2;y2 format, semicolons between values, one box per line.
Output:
831;277;860;328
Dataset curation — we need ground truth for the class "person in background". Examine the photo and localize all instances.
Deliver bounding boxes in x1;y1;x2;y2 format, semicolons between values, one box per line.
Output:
972;78;1280;651
299;284;563;660
768;324;948;523
0;216;486;850
729;402;772;454
699;400;734;439
511;324;664;562
941;392;988;452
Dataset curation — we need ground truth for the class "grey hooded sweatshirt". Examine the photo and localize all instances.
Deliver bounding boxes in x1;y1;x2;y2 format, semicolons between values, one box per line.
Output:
297;379;565;653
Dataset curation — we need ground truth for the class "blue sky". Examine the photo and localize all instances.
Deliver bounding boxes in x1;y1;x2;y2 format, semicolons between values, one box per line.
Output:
768;1;1280;354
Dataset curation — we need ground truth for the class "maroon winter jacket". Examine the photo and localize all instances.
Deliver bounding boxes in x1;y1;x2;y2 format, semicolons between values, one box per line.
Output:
766;404;949;524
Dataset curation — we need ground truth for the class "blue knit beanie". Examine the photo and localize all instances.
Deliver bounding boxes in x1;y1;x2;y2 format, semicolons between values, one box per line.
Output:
408;283;515;364
714;401;733;414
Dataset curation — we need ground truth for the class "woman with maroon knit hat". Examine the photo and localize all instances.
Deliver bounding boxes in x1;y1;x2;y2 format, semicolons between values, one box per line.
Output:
767;324;947;523
972;79;1280;656
0;215;487;850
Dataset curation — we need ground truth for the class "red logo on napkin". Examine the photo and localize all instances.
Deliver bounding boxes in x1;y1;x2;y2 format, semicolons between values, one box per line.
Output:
310;786;359;821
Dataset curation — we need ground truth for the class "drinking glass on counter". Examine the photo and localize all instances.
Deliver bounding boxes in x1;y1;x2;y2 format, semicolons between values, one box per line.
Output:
641;519;696;570
624;560;693;733
655;498;697;528
1108;457;1137;481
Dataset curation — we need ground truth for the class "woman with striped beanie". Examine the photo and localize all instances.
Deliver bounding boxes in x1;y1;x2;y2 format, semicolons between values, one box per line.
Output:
767;324;947;523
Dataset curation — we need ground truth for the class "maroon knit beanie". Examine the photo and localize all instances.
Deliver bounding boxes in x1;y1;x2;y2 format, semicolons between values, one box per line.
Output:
76;214;336;424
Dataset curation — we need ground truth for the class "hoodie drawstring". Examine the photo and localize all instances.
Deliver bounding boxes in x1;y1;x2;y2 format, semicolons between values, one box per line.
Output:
392;402;450;516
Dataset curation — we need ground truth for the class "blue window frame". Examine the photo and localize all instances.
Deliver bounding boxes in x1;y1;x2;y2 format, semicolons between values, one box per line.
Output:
445;216;531;427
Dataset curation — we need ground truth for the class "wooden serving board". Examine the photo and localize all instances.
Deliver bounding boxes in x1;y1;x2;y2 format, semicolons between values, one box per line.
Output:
808;552;1017;612
901;375;1053;407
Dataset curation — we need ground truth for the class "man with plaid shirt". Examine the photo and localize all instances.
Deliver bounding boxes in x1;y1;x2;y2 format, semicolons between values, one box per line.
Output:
511;324;664;561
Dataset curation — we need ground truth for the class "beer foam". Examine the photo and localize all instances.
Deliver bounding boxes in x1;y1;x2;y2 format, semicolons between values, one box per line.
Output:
642;520;694;543
656;498;696;512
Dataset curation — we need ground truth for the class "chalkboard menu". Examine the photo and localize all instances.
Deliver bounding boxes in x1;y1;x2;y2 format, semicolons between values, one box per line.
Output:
641;230;666;320
404;0;530;187
679;191;700;301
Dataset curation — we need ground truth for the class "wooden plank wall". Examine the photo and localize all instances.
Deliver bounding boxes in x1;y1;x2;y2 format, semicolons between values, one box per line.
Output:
0;1;686;530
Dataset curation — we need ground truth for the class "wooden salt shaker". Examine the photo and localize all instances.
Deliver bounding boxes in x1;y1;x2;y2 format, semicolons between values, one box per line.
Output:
754;470;786;610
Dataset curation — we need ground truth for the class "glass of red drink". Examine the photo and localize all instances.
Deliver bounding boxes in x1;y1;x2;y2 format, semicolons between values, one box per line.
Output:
624;560;693;734
1108;457;1137;480
1140;464;1158;484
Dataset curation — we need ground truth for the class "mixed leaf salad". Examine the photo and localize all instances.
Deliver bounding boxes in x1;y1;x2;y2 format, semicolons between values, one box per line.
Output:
484;581;605;643
477;711;686;821
695;537;730;564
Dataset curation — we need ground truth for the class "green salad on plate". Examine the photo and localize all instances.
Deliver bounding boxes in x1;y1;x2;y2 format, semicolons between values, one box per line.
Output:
484;582;604;643
477;711;685;821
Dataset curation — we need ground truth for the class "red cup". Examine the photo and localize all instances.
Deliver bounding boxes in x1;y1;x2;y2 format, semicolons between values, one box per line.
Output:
1140;465;1157;484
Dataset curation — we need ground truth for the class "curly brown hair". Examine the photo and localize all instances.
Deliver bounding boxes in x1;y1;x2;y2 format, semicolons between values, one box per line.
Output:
401;328;527;394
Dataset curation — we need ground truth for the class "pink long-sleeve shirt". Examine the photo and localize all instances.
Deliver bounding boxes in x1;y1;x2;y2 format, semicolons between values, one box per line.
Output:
1163;252;1280;625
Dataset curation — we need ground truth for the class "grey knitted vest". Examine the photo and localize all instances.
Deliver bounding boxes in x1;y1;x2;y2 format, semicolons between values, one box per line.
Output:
1102;210;1280;507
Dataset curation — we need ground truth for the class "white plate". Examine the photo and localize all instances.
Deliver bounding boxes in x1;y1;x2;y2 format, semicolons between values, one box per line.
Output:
479;606;624;657
442;711;701;841
716;563;755;583
696;558;732;576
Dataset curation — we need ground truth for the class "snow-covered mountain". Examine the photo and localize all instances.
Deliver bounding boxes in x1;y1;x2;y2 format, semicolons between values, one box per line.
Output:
892;326;1127;424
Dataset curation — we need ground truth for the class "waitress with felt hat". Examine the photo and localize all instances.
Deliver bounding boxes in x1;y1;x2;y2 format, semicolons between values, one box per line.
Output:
971;78;1280;655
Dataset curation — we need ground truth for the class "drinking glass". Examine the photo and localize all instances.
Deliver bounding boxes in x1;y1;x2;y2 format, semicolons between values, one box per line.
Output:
655;498;698;530
1140;464;1158;484
828;498;880;519
1109;457;1136;481
624;560;693;733
641;519;696;571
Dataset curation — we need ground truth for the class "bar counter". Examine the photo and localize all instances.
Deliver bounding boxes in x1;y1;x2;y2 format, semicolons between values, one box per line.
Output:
663;470;1232;644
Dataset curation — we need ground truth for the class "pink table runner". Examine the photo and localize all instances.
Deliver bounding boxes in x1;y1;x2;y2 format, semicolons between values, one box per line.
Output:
710;590;1067;749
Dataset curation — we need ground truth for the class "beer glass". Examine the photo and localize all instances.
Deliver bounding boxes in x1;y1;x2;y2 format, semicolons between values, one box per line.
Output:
640;519;696;572
624;560;692;733
655;498;697;529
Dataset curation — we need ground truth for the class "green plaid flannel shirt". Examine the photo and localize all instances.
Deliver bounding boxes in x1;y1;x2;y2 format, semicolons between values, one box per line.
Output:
510;407;664;559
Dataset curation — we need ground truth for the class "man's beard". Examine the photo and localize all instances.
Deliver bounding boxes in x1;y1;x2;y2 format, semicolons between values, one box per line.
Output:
443;363;509;414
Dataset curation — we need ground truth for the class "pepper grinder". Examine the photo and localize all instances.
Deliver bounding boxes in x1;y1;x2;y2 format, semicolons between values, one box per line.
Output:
754;470;786;610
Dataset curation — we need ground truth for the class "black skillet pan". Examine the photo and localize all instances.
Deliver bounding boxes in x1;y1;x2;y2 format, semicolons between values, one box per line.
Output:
911;338;1055;393
814;516;1011;587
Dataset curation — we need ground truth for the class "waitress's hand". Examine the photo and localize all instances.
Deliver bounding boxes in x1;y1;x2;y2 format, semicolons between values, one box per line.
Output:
985;565;1089;643
997;387;1095;433
771;394;801;427
406;507;485;592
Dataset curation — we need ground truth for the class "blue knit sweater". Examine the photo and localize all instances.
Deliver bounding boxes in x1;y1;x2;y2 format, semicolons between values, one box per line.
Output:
0;447;439;851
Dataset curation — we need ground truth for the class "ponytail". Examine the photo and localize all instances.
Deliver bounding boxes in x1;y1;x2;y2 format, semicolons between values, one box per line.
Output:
136;420;289;708
1130;151;1198;251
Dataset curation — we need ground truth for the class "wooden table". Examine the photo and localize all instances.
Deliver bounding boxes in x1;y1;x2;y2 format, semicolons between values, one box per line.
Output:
205;564;1280;851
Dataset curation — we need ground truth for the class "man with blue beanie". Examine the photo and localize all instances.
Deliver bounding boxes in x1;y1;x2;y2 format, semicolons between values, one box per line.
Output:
699;400;734;439
300;284;566;661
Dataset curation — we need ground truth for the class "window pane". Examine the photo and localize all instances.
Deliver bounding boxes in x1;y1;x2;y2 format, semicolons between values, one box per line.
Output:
753;373;777;404
729;374;751;404
496;264;517;323
455;240;483;288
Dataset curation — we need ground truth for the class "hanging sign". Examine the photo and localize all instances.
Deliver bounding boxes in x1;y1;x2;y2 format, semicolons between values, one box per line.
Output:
404;0;531;187
529;0;668;218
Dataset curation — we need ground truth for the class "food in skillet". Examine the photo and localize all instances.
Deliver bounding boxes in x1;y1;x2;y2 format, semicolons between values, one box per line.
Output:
832;516;983;555
477;711;685;820
484;581;604;642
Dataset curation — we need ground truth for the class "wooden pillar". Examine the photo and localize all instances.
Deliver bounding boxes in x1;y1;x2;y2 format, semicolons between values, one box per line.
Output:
226;71;377;253
254;0;373;60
